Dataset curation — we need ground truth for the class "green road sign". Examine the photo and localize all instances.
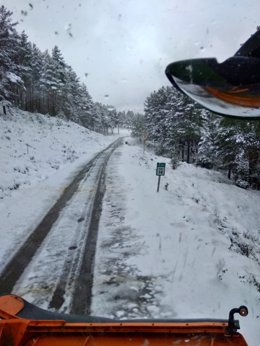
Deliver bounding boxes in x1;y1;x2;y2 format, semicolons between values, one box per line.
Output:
157;162;166;168
156;162;166;176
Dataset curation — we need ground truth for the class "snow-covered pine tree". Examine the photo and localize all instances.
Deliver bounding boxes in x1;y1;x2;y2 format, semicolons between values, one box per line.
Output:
131;113;145;139
144;86;202;162
107;107;118;134
119;110;133;129
77;83;94;128
144;86;172;154
0;6;23;102
92;102;106;134
60;64;78;119
197;111;221;169
39;50;57;115
216;118;260;186
39;47;67;116
15;31;33;110
51;46;66;115
93;102;117;134
29;44;44;112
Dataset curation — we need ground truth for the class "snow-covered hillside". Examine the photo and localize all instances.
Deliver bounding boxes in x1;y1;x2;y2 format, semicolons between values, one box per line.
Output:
0;109;119;271
0;110;116;200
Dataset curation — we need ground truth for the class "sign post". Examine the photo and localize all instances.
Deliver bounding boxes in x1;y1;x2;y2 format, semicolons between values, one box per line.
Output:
156;162;166;192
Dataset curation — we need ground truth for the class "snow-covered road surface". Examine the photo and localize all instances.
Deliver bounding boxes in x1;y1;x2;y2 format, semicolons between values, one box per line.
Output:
3;138;122;313
0;110;126;312
92;138;260;346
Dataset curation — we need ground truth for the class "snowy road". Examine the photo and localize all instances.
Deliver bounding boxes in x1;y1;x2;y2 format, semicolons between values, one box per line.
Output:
0;138;122;313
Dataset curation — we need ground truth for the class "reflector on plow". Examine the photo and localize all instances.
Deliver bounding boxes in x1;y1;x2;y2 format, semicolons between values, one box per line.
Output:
0;295;248;345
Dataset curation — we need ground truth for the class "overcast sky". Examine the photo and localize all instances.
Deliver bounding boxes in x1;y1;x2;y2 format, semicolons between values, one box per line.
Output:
3;0;260;112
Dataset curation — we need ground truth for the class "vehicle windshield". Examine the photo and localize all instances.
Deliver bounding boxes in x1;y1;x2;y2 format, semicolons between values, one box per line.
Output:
0;1;259;345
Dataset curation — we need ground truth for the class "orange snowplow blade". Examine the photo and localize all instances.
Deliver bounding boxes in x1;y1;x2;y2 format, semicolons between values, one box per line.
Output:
0;295;248;346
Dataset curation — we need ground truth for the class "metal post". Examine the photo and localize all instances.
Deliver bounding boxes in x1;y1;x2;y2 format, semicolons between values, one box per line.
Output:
157;175;161;192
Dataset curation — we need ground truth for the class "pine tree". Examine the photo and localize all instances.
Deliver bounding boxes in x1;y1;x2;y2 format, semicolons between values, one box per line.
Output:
29;44;44;112
0;6;23;102
15;31;33;109
216;118;260;186
0;4;128;137
144;86;202;162
197;111;221;168
131;113;145;139
40;50;61;115
77;83;94;128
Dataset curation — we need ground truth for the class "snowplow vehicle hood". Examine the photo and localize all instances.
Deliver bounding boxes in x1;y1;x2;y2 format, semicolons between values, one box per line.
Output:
0;295;248;346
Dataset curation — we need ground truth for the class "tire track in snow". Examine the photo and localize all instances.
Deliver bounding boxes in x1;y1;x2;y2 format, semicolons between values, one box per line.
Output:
49;143;114;314
0;139;122;302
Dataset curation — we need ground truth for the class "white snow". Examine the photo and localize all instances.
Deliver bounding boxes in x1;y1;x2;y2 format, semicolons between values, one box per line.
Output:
92;138;260;346
0;109;120;272
6;72;23;84
0;111;259;345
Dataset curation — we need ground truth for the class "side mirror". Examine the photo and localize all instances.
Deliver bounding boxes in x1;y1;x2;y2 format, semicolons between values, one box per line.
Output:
165;30;260;118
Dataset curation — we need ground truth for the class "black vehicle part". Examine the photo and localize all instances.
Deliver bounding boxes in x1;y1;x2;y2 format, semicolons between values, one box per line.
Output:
227;306;249;334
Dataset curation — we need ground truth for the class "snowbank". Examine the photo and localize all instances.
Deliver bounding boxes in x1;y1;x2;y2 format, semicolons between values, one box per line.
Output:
92;138;260;346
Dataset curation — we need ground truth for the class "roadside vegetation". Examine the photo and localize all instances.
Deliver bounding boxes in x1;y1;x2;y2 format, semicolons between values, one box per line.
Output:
132;86;260;189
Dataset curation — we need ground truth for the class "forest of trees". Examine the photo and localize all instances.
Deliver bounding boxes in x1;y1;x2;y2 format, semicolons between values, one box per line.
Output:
132;86;260;189
2;5;260;188
0;5;136;133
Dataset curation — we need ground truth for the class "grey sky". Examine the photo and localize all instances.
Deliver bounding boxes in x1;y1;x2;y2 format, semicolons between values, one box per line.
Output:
3;0;260;112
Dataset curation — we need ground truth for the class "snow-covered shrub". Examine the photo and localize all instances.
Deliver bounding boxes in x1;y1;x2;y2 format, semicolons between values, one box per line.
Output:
235;179;250;189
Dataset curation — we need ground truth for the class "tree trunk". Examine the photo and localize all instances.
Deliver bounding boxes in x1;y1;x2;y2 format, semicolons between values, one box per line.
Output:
187;140;190;163
181;145;185;161
248;148;259;187
228;165;232;180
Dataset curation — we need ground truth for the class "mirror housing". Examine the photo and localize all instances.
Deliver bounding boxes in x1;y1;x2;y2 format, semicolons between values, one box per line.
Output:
166;30;260;118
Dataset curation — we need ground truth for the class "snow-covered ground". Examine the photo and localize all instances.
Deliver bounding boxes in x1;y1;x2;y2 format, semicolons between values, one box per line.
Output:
92;138;260;346
0;109;121;272
0;110;259;345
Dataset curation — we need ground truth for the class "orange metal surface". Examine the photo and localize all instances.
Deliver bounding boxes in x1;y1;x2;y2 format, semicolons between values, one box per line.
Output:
0;295;248;346
19;333;248;346
0;319;247;346
0;294;24;317
205;86;260;107
0;319;248;346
